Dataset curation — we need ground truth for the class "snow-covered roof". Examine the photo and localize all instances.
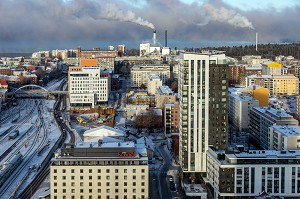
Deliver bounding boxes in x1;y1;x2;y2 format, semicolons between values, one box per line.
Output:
83;125;124;141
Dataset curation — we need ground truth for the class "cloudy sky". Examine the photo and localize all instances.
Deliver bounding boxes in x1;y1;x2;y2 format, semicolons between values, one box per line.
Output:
0;0;299;52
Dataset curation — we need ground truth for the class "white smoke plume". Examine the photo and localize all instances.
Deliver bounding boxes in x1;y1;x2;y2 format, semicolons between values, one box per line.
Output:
201;3;255;29
100;3;155;30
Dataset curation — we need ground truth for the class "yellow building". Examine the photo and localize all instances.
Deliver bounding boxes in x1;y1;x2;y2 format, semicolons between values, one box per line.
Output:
262;61;282;76
247;75;299;96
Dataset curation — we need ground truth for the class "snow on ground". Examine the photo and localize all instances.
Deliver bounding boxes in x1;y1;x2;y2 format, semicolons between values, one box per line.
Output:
0;98;61;198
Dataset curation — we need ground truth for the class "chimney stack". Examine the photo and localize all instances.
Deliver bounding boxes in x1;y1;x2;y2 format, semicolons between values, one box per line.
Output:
256;32;258;52
153;30;156;46
165;30;168;47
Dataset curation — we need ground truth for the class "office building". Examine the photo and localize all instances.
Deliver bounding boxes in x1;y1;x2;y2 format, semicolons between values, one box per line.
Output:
229;89;259;131
130;64;170;88
249;107;299;149
207;148;300;198
68;66;111;108
269;125;300;150
178;50;228;176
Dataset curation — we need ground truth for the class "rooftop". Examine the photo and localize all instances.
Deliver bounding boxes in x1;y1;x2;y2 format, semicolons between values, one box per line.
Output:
272;125;300;137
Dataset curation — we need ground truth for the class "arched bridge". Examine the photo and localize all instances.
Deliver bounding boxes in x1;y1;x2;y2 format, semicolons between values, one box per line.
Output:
10;84;68;95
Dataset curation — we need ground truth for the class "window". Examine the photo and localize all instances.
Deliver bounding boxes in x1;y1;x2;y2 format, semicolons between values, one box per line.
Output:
89;189;92;193
124;176;127;180
98;182;101;186
71;189;75;193
54;169;57;173
106;176;110;180
62;169;66;173
63;189;66;193
80;176;83;180
133;189;136;193
89;182;92;186
133;175;136;180
115;169;119;173
141;169;145;173
98;169;101;173
141;182;145;186
142;189;145;193
106;189;110;193
80;169;83;173
54;176;57;180
106;182;110;186
115;182;119;186
89;176;92;180
124;189;127;193
71;176;75;180
63;182;66;186
54;182;57;187
98;189;101;193
80;189;83;193
98;176;101;180
124;182;127;186
133;169;136;173
71;169;75;173
89;169;92;173
133;182;136;186
54;189;57;193
106;169;110;173
124;169;127;173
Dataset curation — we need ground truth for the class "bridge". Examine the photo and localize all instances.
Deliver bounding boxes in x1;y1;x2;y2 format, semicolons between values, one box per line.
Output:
8;85;68;96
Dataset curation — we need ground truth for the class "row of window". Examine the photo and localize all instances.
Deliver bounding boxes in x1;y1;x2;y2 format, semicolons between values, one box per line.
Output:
53;194;146;199
53;168;145;174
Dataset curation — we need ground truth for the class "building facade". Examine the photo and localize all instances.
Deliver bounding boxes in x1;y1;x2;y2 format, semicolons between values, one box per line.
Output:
207;148;300;199
147;74;162;95
130;64;170;88
229;90;259;131
178;51;228;175
68;67;111;108
269;125;300;150
249;107;299;149
155;86;176;109
50;142;148;199
246;75;299;96
164;102;180;137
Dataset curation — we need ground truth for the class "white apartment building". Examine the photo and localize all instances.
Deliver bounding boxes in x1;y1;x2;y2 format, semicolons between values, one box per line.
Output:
207;147;300;198
130;64;170;88
69;67;111;108
229;89;259;131
147;74;162;95
50;141;149;199
249;107;299;150
155;86;176;109
269;125;300;150
178;51;228;174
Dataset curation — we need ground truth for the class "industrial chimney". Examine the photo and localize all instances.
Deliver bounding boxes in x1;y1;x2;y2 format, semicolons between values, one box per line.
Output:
153;29;156;46
165;30;168;47
256;32;258;52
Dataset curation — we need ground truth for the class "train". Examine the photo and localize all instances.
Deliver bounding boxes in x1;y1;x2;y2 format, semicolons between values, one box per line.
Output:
8;130;19;140
0;153;23;187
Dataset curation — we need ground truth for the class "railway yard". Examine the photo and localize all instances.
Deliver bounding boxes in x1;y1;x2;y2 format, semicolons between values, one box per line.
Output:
0;78;74;198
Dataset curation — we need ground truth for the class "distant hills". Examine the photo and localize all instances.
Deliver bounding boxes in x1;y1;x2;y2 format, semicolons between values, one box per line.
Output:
0;52;32;58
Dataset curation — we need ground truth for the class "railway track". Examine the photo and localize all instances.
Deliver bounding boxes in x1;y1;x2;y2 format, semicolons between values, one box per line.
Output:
17;80;70;199
0;102;36;143
0;103;47;197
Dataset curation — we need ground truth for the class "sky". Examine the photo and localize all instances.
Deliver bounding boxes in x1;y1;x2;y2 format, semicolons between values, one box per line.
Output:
0;0;300;52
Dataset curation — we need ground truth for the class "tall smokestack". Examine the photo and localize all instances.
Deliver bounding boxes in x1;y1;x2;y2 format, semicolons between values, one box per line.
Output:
153;29;156;46
165;30;168;47
256;32;258;52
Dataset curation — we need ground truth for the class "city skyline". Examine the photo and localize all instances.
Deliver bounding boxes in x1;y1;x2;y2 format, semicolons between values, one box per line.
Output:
1;0;300;52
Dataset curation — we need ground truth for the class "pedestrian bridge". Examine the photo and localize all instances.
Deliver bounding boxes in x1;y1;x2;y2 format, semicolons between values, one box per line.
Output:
9;85;68;96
